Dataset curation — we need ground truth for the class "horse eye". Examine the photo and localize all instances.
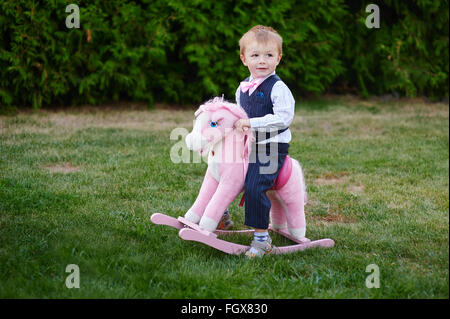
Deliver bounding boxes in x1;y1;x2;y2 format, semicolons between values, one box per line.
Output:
210;121;218;127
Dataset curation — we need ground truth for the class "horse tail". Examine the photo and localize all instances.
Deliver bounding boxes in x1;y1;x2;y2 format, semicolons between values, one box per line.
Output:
297;160;308;205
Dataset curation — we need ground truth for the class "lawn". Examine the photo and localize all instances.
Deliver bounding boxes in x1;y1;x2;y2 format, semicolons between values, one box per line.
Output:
0;96;448;298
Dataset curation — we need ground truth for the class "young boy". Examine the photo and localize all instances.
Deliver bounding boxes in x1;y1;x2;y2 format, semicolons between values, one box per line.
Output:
234;25;295;258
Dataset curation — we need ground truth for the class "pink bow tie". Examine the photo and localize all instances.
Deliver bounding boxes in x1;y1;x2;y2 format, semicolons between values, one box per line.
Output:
240;78;263;93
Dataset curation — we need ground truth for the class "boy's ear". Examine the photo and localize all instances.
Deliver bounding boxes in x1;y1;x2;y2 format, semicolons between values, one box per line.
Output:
240;54;247;66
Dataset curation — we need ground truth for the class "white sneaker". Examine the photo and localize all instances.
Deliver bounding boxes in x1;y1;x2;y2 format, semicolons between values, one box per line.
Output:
245;237;274;258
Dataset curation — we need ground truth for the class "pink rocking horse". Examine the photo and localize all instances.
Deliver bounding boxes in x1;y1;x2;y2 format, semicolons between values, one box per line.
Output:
151;97;334;255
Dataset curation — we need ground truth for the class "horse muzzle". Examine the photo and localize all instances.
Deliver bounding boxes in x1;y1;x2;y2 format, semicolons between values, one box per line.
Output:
185;132;209;154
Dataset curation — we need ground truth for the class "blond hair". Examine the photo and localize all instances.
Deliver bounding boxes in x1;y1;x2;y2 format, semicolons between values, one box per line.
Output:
239;25;283;56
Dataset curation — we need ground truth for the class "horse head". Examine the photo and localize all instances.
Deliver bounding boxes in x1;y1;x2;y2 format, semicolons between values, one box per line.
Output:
186;97;252;158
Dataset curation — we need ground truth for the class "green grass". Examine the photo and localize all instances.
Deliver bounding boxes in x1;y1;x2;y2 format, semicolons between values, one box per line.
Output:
0;96;448;298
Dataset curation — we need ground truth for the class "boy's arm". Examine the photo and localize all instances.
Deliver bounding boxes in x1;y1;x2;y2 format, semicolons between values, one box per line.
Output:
235;86;241;106
249;81;295;130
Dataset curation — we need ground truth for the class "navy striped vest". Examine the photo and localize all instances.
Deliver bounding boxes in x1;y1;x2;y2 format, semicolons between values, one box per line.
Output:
240;74;288;142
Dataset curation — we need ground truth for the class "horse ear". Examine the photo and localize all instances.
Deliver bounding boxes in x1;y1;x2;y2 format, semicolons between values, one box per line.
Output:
194;109;203;117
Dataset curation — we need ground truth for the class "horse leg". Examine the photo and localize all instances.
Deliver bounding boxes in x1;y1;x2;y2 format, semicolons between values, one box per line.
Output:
267;190;287;230
184;169;219;224
199;182;243;232
276;159;307;239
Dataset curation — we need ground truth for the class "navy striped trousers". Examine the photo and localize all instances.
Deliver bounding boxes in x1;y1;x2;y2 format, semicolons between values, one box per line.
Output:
244;142;290;229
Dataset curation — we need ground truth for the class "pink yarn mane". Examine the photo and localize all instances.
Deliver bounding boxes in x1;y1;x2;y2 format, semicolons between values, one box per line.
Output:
195;97;249;120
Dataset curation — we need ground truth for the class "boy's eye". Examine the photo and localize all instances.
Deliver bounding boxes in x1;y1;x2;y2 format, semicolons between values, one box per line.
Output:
210;121;218;128
251;54;258;57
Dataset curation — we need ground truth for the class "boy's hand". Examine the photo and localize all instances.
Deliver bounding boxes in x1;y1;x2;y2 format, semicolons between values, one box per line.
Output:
235;119;251;133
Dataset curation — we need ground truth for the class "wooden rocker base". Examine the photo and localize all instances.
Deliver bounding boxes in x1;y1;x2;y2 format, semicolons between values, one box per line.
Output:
151;213;334;255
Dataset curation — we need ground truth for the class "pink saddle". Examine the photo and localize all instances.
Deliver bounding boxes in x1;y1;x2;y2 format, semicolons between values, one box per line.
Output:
239;155;293;206
271;155;293;190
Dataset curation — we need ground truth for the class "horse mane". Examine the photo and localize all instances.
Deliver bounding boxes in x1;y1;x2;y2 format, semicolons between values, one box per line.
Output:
194;96;254;175
195;96;248;120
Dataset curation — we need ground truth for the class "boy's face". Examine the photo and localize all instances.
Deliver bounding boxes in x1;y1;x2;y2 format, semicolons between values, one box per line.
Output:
240;40;281;79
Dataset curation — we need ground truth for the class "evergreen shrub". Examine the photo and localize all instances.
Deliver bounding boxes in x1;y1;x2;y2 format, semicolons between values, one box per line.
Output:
0;0;448;110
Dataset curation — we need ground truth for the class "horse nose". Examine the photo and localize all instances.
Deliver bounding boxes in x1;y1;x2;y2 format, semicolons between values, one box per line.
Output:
185;132;207;151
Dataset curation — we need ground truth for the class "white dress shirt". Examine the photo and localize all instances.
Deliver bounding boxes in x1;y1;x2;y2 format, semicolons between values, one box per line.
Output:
236;72;295;144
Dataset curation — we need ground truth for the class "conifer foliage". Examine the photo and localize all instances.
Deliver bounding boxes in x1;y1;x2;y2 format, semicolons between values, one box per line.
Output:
0;0;448;109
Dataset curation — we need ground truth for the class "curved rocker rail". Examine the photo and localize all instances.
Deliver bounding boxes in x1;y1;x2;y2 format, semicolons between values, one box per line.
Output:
179;228;250;255
179;228;334;255
151;213;184;230
151;213;335;255
272;239;335;255
214;229;255;235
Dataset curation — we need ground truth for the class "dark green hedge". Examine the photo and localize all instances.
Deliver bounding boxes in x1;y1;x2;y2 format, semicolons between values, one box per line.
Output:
0;0;448;109
341;0;449;99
